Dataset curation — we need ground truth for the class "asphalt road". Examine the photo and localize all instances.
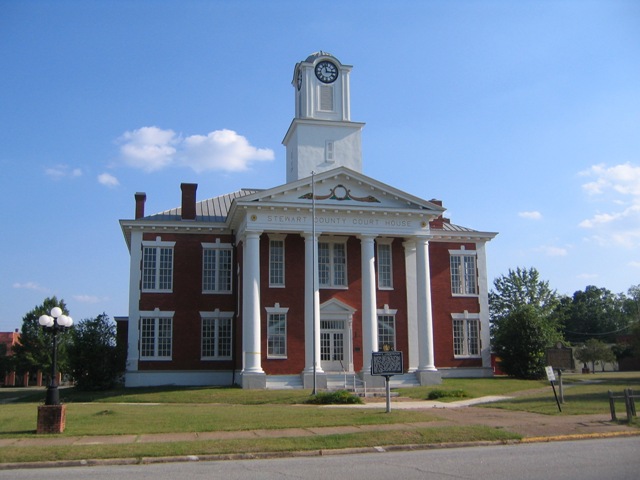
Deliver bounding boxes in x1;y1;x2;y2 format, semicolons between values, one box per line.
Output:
2;437;639;480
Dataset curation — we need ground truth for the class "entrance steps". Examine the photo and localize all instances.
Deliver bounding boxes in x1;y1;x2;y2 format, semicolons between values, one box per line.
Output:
266;375;303;390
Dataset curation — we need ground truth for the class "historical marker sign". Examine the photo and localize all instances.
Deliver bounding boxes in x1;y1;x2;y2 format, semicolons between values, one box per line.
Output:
371;351;403;376
546;342;574;371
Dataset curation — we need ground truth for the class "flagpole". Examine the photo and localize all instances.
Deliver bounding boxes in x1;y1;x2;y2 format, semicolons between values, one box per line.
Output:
311;171;317;395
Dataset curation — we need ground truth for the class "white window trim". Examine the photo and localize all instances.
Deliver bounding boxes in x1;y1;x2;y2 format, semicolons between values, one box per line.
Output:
451;311;481;358
266;304;289;359
200;309;234;360
139;309;174;361
449;247;478;297
377;305;397;352
318;236;348;289
325;141;335;164
141;238;176;293
202;240;233;294
268;234;287;288
376;238;394;290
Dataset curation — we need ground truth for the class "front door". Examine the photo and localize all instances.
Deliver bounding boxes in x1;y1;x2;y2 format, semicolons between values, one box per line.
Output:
320;319;345;372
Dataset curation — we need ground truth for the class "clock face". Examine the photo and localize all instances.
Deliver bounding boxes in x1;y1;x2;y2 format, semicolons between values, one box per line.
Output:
297;69;302;90
315;61;338;83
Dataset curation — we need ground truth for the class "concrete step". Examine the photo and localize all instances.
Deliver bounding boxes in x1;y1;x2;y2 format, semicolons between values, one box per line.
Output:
266;375;303;390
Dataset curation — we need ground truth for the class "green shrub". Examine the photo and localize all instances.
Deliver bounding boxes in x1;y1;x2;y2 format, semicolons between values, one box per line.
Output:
427;389;467;400
305;390;364;405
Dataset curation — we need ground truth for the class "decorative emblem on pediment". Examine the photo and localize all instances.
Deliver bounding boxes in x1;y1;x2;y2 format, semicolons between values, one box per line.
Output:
299;184;380;203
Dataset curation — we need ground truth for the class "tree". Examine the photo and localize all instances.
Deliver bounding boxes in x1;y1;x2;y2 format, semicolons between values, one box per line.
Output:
562;286;628;343
67;313;126;390
12;297;73;383
490;268;563;379
575;339;616;373
493;304;562;379
489;267;559;323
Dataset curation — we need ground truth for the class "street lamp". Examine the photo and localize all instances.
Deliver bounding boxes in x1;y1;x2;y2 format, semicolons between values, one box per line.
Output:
38;307;73;406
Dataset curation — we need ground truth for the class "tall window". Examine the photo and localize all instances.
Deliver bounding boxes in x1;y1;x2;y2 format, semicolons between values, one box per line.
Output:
452;312;481;357
377;240;393;289
142;240;175;292
140;313;173;360
377;314;396;351
269;236;285;287
266;305;288;358
450;249;477;295
201;311;233;360
202;242;233;293
318;239;347;288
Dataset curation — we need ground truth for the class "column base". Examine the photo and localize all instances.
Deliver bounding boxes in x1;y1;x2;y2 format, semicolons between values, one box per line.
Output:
241;372;266;389
37;405;66;434
417;370;442;386
302;372;327;390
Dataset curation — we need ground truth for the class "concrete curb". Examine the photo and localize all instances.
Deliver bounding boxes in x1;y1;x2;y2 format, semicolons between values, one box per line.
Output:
1;430;638;471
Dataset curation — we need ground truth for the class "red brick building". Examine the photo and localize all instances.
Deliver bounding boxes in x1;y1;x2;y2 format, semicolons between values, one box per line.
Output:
119;52;497;389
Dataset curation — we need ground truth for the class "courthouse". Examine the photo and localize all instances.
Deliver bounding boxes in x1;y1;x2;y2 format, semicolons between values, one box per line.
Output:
119;52;497;389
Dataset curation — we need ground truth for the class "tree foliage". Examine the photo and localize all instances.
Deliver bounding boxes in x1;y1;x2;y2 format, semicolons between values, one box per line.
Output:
490;268;562;379
493;304;562;379
575;339;616;372
489;267;559;322
561;286;628;343
67;313;126;390
11;297;72;382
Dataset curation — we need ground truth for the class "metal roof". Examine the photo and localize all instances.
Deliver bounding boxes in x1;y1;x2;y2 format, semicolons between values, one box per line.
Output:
147;188;261;223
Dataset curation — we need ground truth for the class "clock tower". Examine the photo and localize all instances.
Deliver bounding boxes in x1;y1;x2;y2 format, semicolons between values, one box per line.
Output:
283;52;365;182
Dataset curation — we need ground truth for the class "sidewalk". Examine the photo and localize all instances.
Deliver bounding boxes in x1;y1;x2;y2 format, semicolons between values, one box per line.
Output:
1;396;637;450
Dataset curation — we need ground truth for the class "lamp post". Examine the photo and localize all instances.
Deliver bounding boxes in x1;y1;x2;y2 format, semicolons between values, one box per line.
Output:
38;307;73;406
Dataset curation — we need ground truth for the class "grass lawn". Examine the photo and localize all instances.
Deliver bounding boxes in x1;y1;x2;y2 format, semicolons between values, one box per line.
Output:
0;372;637;464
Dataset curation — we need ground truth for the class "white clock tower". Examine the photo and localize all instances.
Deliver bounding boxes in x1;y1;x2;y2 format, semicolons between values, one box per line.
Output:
282;52;365;182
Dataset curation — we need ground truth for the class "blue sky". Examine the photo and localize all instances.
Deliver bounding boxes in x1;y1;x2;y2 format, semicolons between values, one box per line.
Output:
1;0;639;331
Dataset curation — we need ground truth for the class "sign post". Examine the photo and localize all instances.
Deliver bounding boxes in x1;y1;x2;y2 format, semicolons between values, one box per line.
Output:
371;351;403;413
545;366;562;413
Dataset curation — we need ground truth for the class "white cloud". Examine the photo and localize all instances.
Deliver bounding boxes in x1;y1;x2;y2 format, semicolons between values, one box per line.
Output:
630;261;640;268
581;163;640;197
45;164;83;180
182;129;274;173
73;294;103;303
117;126;274;173
579;163;640;248
535;245;568;257
12;281;48;292
98;172;120;188
118;126;178;172
518;211;542;220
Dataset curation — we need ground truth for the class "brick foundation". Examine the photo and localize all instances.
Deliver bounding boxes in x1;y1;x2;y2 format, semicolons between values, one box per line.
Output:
37;405;66;434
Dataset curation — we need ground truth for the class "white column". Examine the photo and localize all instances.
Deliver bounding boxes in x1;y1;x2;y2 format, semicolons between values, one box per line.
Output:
416;236;437;371
302;233;322;373
126;230;143;374
403;240;419;372
360;235;377;373
242;231;264;374
476;242;492;369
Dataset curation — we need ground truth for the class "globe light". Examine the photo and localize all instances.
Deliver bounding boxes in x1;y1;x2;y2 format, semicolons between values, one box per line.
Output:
39;306;73;406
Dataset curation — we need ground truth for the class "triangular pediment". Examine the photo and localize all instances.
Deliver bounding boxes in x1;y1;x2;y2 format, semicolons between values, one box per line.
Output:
320;298;357;315
232;167;444;214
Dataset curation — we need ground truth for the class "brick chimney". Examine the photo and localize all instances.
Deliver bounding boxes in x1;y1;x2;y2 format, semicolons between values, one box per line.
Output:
181;183;198;220
134;192;146;219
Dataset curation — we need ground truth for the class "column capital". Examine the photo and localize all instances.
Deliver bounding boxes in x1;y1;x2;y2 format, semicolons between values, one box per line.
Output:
357;233;377;242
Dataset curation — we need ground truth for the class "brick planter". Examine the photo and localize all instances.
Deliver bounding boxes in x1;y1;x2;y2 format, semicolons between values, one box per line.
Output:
37;405;66;434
